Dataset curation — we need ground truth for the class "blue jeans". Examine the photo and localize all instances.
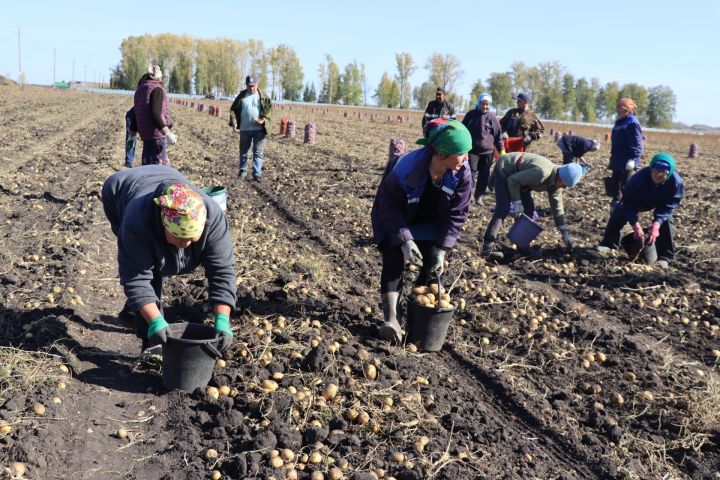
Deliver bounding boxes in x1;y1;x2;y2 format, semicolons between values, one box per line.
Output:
239;130;266;178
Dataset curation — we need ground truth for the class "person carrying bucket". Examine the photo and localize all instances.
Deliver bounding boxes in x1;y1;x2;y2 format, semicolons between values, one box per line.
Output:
499;93;544;149
481;152;587;260
371;119;473;342
596;153;683;269
101;166;237;353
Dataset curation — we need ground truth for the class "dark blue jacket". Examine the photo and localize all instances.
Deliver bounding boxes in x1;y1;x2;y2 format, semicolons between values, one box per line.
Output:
621;167;684;225
371;148;472;249
101;166;237;312
461;109;504;155
610;114;643;171
558;135;595;157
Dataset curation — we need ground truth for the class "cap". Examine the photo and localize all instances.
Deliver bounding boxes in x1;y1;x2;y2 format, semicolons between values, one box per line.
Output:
436;87;445;95
245;75;258;87
516;92;531;102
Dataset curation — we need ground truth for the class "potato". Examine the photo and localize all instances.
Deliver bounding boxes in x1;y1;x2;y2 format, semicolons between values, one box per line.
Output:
281;449;295;462
328;467;344;480
32;403;46;415
206;387;220;400
389;452;405;463
10;462;25;477
115;428;128;439
322;383;338;401
412;286;429;295
218;386;231;396
308;451;323;464
261;380;279;392
364;364;377;380
216;359;226;368
210;471;222;480
206;448;219;459
270;456;284;468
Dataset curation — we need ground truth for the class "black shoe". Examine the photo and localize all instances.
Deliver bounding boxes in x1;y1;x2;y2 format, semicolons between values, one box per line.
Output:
252;176;261;183
238;170;247;180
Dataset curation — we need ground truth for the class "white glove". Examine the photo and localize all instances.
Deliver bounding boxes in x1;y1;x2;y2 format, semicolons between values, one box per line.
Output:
501;132;509;140
401;240;423;267
163;127;177;145
625;159;636;171
509;200;524;219
429;246;445;275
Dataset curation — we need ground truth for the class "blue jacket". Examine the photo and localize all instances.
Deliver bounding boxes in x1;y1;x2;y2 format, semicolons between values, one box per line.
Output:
610;114;643;171
371;148;472;249
461;109;504;155
621;167;684;225
558;135;595;158
101;166;237;312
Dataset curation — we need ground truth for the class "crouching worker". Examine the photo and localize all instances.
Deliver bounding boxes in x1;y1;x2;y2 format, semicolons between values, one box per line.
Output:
596;153;683;269
101;166;237;353
556;134;599;165
371;119;472;342
481;152;587;260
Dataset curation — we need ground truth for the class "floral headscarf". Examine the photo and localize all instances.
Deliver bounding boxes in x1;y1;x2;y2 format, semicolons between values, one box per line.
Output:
153;183;207;238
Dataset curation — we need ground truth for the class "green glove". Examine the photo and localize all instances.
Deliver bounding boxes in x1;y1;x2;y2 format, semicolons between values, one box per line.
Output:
147;315;169;344
214;313;233;351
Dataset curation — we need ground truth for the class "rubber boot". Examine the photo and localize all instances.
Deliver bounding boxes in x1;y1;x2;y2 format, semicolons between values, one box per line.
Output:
378;292;403;342
481;242;503;261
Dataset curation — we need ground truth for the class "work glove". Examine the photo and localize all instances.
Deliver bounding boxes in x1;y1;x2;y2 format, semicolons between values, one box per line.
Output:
401;240;423;267
213;313;233;351
162;126;177;145
509;200;524;219
632;222;644;242
429;246;446;275
558;225;573;251
523;135;533;146
647;221;661;244
501;132;509;140
147;315;170;344
499;149;507;156
625;159;637;171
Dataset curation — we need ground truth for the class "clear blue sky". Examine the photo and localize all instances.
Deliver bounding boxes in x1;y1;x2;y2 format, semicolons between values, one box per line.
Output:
1;0;717;126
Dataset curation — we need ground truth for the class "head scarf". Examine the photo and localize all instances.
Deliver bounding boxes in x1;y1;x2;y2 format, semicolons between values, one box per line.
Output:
477;92;492;109
617;98;636;114
147;65;163;81
153;183;207;238
416;119;472;155
557;163;587;188
650;152;676;183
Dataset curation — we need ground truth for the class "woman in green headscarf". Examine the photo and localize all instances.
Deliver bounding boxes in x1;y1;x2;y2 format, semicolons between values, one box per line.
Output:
370;119;473;342
597;152;684;268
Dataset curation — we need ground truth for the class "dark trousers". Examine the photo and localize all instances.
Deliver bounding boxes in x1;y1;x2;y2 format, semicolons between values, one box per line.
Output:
562;152;576;165
469;153;494;199
483;168;535;245
379;239;436;293
141;138;168;166
600;208;676;260
607;169;631;202
125;111;136;167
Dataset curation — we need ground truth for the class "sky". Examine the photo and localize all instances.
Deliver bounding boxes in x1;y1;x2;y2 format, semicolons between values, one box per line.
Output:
1;0;717;126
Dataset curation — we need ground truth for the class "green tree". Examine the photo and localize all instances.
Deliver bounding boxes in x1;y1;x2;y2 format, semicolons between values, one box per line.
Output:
486;72;513;112
575;78;596;122
375;72;400;108
412;81;436;110
467;79;485;110
318;55;340;104
269;44;304;101
562;73;577;120
619;83;649;124
340;61;363;106
394;52;417;109
302;83;317;102
599;81;620;120
647;85;676;128
425;53;463;96
534;62;564;119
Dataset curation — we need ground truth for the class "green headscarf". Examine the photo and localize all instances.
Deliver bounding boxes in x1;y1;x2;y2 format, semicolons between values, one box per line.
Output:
649;152;676;183
416;119;472;155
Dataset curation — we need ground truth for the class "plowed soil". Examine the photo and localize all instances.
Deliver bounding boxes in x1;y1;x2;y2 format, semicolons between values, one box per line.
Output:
1;87;719;480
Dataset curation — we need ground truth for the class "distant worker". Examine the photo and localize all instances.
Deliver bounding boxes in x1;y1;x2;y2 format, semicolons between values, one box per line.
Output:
597;153;683;269
102;166;237;353
556;134;600;165
481;152;586;260
229;75;272;182
461;92;505;205
500;92;544;149
422;87;456;129
124;107;137;168
371;119;472;342
607;98;644;210
133;65;176;166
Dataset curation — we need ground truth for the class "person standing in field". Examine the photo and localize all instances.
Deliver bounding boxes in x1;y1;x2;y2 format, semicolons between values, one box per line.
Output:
101;166;237;353
371;119;473;342
556;134;600;165
500;92;544;149
607;98;644;210
133;65;176;166
461;93;506;205
229;75;272;182
422;87;456;129
124;107;137;168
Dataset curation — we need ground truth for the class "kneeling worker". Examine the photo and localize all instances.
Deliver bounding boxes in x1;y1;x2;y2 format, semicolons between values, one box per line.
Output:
102;166;237;352
482;152;587;260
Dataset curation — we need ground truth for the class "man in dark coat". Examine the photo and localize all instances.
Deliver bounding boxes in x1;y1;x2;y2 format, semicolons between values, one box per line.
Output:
500;92;544;148
422;87;456;128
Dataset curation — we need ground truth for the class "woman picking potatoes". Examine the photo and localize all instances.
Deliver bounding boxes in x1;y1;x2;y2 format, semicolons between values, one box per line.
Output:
371;119;473;342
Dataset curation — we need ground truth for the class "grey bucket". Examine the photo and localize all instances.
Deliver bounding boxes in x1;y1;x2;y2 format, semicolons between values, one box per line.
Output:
405;273;455;351
621;233;658;264
507;214;543;249
161;322;223;392
201;186;227;212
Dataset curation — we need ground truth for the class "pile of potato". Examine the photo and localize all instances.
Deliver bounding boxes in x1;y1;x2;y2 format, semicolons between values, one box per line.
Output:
411;284;453;309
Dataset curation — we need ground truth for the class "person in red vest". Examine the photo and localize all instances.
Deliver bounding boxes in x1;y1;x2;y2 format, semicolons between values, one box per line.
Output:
133;65;176;165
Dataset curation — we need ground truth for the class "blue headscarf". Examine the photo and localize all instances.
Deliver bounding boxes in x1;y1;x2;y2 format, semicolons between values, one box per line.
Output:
476;92;492;110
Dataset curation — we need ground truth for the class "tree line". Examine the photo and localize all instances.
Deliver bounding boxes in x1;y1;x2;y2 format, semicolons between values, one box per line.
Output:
110;34;677;128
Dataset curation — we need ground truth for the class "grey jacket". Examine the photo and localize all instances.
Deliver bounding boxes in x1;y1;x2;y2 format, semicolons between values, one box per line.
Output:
497;152;566;227
101;166;237;311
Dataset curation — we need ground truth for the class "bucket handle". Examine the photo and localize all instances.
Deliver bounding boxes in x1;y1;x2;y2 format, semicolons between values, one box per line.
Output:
434;271;444;313
202;338;223;359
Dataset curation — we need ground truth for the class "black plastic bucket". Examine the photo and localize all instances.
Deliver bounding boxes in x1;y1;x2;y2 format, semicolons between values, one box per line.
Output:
406;302;455;352
621;233;658;264
161;322;222;392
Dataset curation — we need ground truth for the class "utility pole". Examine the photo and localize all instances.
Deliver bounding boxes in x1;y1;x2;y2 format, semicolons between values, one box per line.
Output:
15;27;23;87
53;47;57;86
